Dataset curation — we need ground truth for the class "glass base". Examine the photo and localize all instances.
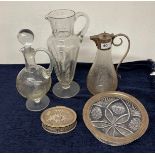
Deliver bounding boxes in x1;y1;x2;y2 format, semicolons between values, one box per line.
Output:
26;95;50;112
52;81;80;98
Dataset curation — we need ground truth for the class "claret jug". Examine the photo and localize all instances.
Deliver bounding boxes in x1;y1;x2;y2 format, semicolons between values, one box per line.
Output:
87;32;130;95
16;29;53;111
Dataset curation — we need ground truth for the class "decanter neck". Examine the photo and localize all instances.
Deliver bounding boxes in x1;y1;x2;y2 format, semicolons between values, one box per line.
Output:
95;49;113;66
21;47;36;69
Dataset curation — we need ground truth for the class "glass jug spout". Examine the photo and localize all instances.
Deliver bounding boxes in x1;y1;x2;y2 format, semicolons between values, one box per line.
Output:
45;9;75;38
45;9;89;39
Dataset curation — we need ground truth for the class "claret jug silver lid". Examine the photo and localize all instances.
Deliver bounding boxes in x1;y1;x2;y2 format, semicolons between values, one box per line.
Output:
90;32;114;50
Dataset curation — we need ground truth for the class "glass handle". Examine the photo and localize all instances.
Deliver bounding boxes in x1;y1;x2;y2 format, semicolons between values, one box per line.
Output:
75;12;89;41
112;33;130;72
35;48;53;74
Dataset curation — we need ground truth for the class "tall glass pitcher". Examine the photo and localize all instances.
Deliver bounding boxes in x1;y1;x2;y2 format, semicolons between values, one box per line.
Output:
87;32;130;95
46;9;89;98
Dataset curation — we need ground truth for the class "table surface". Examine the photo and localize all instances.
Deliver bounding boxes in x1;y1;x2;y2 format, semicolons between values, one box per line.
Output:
0;60;155;153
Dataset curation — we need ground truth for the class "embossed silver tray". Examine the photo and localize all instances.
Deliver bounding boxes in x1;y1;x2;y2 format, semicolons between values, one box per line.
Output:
41;106;77;134
83;91;149;146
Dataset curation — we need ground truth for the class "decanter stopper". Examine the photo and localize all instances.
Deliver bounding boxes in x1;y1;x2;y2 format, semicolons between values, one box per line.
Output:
17;29;34;46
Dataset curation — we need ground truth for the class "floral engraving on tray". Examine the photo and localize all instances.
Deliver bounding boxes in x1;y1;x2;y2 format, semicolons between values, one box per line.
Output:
90;97;142;137
128;117;141;131
111;102;126;115
91;107;102;120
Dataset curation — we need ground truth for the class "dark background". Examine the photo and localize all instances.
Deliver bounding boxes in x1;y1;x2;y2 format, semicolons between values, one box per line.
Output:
0;60;155;152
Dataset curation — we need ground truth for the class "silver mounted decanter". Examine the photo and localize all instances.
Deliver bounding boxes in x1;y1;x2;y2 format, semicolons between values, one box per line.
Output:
16;29;53;111
87;32;130;95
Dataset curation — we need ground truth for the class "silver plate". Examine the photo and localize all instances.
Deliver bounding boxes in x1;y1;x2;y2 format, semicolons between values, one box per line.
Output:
83;91;149;146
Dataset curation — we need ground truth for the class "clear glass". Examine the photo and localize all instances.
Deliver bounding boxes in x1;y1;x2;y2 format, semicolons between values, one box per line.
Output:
87;32;130;95
16;29;53;111
46;9;89;98
87;48;118;95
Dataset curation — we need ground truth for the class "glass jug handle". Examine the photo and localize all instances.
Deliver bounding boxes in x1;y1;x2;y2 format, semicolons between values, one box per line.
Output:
35;48;53;74
75;12;89;41
112;33;130;72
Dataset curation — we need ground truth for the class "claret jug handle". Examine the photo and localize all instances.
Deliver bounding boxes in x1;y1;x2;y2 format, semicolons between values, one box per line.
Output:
112;33;130;72
35;48;53;75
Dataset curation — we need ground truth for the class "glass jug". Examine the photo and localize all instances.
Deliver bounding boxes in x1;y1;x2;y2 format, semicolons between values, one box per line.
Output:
46;9;89;98
16;29;53;111
87;32;130;95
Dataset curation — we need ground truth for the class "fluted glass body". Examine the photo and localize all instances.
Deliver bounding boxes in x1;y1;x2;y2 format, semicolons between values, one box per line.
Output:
46;9;89;98
47;35;80;89
87;48;118;95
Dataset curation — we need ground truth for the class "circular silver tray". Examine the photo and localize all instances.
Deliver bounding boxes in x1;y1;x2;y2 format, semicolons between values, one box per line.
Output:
83;91;149;146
